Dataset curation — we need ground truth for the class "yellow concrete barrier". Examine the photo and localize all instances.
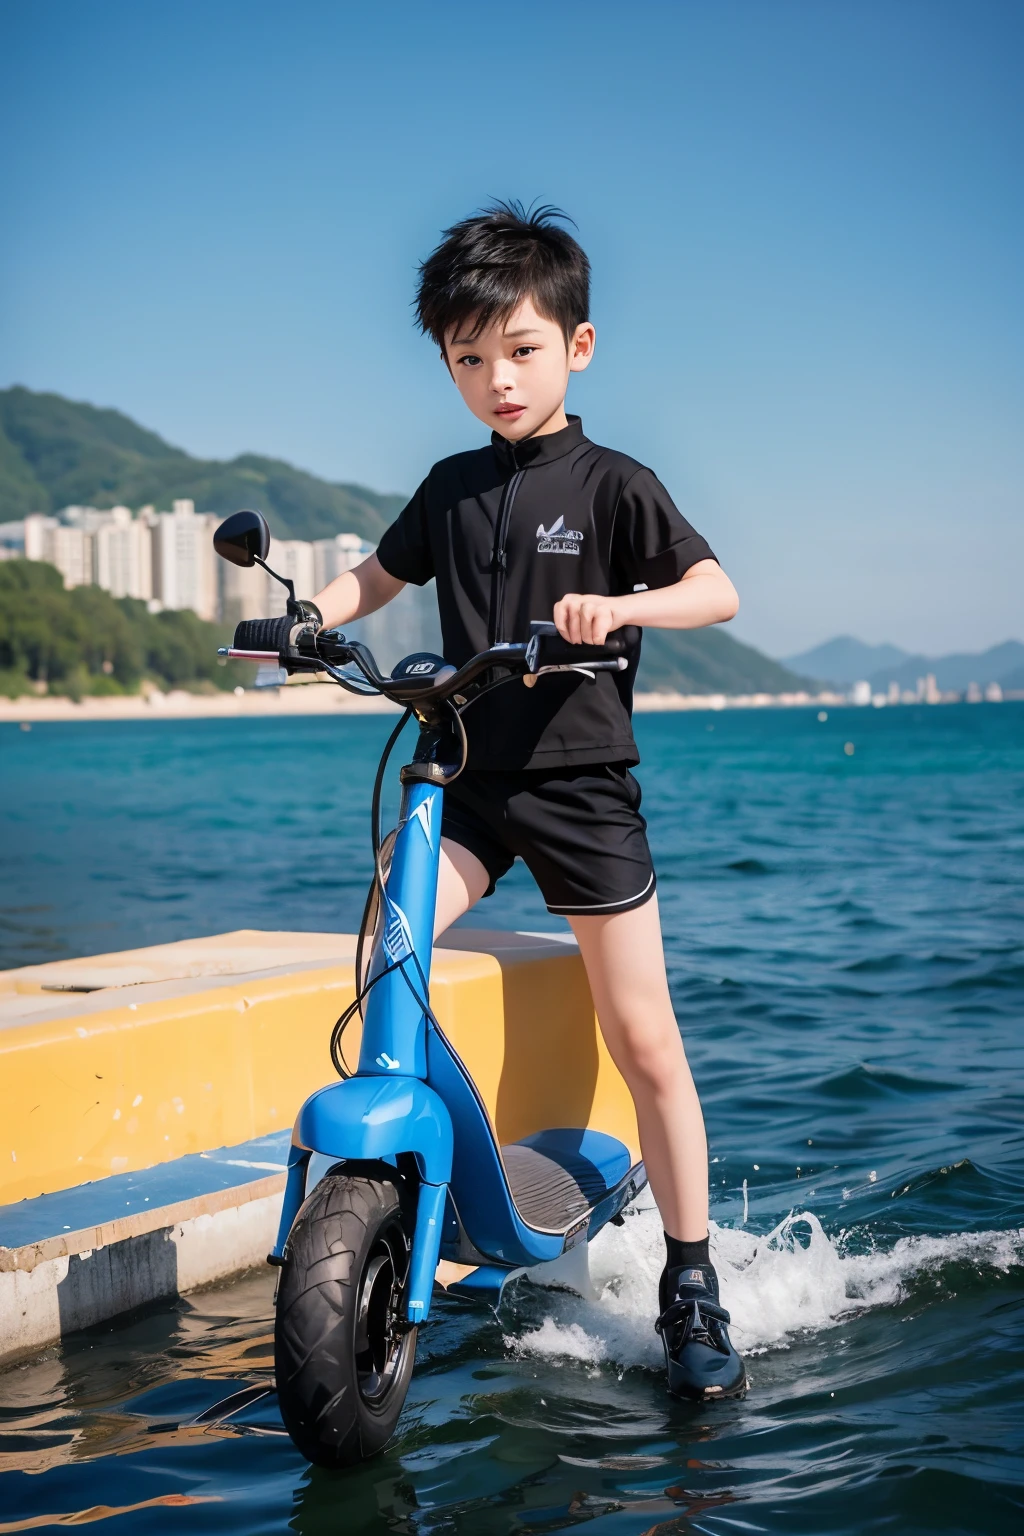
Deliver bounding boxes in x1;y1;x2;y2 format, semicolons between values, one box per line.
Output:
0;930;638;1204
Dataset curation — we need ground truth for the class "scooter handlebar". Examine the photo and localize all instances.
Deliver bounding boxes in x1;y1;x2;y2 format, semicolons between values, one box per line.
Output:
220;618;639;708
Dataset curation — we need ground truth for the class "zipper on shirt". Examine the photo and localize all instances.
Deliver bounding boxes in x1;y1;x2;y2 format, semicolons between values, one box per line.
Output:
489;457;525;643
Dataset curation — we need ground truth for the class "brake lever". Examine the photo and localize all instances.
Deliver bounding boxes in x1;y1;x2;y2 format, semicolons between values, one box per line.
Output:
531;659;628;682
533;663;596;682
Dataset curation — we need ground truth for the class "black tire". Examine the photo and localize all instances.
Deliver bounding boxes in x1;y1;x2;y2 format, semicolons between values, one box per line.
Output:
274;1169;417;1468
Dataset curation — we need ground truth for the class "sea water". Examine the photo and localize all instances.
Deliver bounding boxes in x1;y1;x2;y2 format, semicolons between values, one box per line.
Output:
1;704;1022;1533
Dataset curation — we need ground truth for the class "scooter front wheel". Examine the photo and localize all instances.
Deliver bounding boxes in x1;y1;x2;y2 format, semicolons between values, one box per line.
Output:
274;1169;417;1467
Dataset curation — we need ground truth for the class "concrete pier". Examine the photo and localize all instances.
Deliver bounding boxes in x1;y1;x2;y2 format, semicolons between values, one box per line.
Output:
0;928;638;1365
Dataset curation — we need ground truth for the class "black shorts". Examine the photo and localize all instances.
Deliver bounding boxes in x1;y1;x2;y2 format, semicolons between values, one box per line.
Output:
440;762;656;916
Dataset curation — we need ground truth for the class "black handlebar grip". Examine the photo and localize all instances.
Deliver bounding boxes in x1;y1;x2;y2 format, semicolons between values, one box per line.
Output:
232;616;294;651
528;622;640;668
601;625;641;656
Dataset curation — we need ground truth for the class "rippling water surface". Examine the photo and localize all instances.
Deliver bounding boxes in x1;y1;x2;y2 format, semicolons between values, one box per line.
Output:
2;704;1023;1533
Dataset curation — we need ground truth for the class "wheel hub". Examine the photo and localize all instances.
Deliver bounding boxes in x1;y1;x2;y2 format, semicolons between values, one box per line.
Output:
354;1231;408;1406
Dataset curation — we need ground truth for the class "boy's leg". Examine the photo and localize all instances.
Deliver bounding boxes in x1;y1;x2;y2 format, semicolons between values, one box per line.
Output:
567;894;708;1243
433;846;707;1240
433;838;491;937
432;834;742;1396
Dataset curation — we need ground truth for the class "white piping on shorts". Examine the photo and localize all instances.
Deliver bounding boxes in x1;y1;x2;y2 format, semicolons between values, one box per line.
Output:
546;871;655;914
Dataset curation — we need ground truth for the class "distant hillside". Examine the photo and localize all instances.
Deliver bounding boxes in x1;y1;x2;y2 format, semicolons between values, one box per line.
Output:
785;635;908;684
639;628;810;695
0;386;403;543
787;632;1024;691
865;640;1024;693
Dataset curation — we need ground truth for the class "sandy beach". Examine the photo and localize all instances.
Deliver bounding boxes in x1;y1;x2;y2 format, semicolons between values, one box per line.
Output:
0;685;850;725
0;685;401;724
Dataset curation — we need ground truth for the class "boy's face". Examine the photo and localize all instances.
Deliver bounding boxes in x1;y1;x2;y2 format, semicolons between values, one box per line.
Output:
444;296;595;441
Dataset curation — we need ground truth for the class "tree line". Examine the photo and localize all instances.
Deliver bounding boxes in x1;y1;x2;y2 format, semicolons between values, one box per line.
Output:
0;559;244;699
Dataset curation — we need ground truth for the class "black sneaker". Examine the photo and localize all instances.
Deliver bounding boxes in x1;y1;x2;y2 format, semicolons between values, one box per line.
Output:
656;1263;746;1402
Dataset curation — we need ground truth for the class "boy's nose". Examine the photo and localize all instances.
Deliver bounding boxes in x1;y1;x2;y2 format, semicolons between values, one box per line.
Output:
489;367;514;393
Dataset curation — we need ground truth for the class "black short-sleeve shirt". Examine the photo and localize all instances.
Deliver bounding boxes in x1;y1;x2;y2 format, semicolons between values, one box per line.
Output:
376;416;715;769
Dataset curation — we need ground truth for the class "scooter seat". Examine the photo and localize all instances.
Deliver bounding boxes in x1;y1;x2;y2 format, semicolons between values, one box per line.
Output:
500;1128;632;1232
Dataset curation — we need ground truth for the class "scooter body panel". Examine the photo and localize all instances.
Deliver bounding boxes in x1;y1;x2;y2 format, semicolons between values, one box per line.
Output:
424;1022;649;1268
357;778;442;1081
425;1023;566;1266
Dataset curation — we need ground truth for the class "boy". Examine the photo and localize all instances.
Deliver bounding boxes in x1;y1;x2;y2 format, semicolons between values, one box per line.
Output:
311;203;744;1400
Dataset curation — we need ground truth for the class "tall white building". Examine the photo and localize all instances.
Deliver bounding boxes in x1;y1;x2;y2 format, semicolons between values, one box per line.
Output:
23;515;57;563
23;514;93;589
93;506;153;601
63;506;117;534
152;499;218;620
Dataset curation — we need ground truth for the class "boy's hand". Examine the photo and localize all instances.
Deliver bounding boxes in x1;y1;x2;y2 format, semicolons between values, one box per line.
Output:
553;593;625;646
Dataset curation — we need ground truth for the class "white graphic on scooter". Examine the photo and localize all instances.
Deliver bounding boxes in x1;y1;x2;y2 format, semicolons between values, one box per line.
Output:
381;896;415;965
375;1051;401;1070
409;797;435;850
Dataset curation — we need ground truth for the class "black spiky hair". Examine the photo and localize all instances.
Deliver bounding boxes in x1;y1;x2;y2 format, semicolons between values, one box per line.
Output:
415;200;590;352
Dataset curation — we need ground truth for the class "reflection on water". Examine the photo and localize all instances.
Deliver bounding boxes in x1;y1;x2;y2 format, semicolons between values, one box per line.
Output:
1;705;1023;1532
1;1244;1022;1533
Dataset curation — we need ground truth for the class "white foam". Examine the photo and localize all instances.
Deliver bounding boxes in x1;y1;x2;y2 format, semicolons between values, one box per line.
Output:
505;1205;1024;1369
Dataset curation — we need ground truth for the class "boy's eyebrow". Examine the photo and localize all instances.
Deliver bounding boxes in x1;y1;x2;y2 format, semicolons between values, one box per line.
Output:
451;327;545;346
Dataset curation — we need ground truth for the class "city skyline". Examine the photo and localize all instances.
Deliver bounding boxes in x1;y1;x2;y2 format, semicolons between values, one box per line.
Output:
5;500;440;674
4;496;1019;699
2;2;1021;656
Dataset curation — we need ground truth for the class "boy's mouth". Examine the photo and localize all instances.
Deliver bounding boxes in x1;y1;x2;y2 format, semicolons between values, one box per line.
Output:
495;403;526;419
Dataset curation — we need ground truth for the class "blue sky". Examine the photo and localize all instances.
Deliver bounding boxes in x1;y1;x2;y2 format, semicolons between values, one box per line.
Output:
2;0;1020;656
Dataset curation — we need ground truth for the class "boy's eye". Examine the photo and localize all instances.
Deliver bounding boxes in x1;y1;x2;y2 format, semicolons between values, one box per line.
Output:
457;354;482;367
512;346;536;358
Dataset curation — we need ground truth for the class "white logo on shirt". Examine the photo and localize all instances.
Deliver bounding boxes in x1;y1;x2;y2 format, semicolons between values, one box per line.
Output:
536;515;583;555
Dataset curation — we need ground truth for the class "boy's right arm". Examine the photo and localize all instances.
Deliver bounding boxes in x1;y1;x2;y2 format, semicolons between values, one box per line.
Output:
312;553;406;629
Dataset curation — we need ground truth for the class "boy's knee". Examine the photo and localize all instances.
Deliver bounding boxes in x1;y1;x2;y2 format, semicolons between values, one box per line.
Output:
613;1015;686;1090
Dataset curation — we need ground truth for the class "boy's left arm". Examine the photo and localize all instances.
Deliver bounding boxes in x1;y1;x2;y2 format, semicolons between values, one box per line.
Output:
553;560;739;646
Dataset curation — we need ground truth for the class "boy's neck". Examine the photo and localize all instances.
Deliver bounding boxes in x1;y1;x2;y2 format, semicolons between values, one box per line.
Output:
494;401;569;444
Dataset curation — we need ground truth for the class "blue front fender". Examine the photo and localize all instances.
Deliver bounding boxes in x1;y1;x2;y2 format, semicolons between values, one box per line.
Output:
293;1076;453;1185
280;1077;453;1324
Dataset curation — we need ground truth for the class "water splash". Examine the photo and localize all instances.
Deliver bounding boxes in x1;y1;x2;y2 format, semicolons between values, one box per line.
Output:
505;1205;1024;1368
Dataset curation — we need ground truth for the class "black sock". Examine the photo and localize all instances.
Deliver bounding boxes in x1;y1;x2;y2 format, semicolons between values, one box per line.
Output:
664;1232;710;1270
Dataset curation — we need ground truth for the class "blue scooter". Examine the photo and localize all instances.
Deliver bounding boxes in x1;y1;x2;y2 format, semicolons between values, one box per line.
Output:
213;511;648;1468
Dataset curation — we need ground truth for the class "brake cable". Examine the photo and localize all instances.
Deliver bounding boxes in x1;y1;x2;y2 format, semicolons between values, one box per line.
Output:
333;661;525;1076
352;708;412;1016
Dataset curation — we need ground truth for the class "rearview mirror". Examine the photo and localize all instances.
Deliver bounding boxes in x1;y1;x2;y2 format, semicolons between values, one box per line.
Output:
213;509;271;567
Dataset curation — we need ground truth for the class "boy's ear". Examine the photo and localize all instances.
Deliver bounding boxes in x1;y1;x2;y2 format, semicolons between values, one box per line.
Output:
568;322;596;374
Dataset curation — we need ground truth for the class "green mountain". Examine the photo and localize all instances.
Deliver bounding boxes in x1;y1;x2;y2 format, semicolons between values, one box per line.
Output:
639;626;810;695
0;386;403;543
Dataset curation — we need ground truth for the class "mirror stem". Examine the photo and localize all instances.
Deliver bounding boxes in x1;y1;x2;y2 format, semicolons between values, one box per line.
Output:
254;555;298;612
